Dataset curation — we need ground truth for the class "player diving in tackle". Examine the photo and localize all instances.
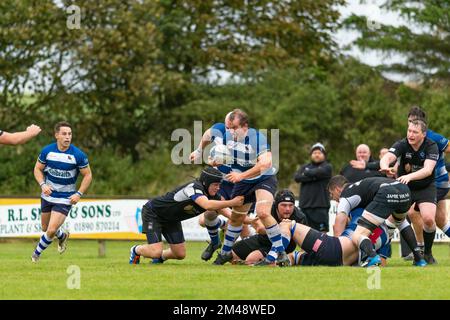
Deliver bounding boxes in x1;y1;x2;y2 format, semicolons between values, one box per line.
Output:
129;166;244;264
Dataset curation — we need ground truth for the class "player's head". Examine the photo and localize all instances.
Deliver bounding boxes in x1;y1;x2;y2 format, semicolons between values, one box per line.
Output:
355;144;371;162
408;106;427;123
199;166;223;196
54;121;72;148
328;175;349;202
227;109;249;141
407;119;427;146
274;189;295;219
310;142;326;163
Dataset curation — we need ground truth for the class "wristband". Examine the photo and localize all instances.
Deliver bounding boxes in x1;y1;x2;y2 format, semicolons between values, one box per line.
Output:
39;182;46;187
76;191;83;197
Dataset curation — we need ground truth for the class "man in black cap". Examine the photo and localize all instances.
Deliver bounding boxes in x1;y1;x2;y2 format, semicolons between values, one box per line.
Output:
231;189;308;266
129;166;244;264
294;143;332;232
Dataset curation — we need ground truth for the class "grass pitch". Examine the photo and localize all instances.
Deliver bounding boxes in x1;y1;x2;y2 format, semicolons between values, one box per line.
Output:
1;240;450;300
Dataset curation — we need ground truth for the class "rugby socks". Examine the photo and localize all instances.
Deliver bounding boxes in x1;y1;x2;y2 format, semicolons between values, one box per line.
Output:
265;223;284;253
205;217;222;246
220;224;242;255
398;221;423;262
55;229;66;241
442;222;450;238
34;233;53;256
266;233;291;262
358;236;377;258
423;228;436;255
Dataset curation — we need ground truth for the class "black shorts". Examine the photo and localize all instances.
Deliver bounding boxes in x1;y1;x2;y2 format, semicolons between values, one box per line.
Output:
436;187;449;202
366;182;411;219
233;234;297;260
232;235;272;260
141;206;185;244
411;184;437;211
302;208;329;232
231;175;277;204
298;228;343;266
41;198;72;216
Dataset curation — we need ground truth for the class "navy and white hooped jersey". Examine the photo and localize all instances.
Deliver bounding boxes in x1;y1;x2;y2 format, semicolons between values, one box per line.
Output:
210;122;277;183
38;143;89;205
341;208;391;258
427;129;449;189
210;123;233;180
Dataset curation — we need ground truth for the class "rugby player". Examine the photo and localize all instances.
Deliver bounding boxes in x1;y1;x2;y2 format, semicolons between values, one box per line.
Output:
207;109;289;266
32;122;92;262
129;166;244;264
402;107;450;263
380;119;439;264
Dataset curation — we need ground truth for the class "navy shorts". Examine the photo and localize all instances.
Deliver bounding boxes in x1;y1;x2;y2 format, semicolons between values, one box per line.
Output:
218;180;234;200
41;198;72;216
437;187;449;202
299;228;343;266
231;175;278;204
141;206;185;245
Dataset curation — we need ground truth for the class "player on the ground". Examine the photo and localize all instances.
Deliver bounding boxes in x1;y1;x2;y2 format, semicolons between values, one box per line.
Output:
328;175;426;267
402;107;450;263
0;124;41;145
129;166;244;264
279;217;391;267
32;121;92;262
207;109;288;266
231;189;307;265
380;119;439;264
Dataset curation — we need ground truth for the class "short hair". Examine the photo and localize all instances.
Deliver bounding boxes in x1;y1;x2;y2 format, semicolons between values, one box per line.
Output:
408;106;427;123
54;121;72;133
328;175;348;191
409;119;428;133
229;109;249;127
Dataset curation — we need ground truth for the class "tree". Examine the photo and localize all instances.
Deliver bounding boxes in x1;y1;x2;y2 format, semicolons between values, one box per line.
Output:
344;0;450;82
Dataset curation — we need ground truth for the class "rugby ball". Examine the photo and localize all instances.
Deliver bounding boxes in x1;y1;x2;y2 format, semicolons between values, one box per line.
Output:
209;144;232;164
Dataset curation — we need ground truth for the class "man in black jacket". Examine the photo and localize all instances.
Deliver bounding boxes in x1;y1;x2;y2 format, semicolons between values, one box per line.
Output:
294;143;332;232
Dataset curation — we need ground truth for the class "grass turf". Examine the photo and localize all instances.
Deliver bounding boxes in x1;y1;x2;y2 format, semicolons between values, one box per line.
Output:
1;239;450;300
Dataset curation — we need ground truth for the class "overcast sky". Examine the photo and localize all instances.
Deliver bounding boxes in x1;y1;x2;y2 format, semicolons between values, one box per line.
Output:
335;0;412;82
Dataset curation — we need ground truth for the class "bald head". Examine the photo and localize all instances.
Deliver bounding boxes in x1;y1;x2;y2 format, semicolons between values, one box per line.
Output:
224;111;232;129
356;144;371;162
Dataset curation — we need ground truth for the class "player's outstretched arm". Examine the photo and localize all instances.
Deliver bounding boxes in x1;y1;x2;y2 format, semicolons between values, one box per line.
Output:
195;195;244;211
398;159;436;184
0;124;41;145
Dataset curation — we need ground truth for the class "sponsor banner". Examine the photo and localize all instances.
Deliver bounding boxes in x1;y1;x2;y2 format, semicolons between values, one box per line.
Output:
0;199;210;241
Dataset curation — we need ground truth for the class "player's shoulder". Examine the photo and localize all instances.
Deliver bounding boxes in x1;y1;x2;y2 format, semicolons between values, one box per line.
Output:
292;207;307;224
69;144;86;154
40;142;57;153
211;122;226;132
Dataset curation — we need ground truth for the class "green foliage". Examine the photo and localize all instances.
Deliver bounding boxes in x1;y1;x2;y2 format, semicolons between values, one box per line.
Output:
344;1;450;82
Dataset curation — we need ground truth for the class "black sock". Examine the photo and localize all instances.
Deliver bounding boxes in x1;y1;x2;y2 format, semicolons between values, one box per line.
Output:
359;238;376;258
400;225;422;262
423;229;436;255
